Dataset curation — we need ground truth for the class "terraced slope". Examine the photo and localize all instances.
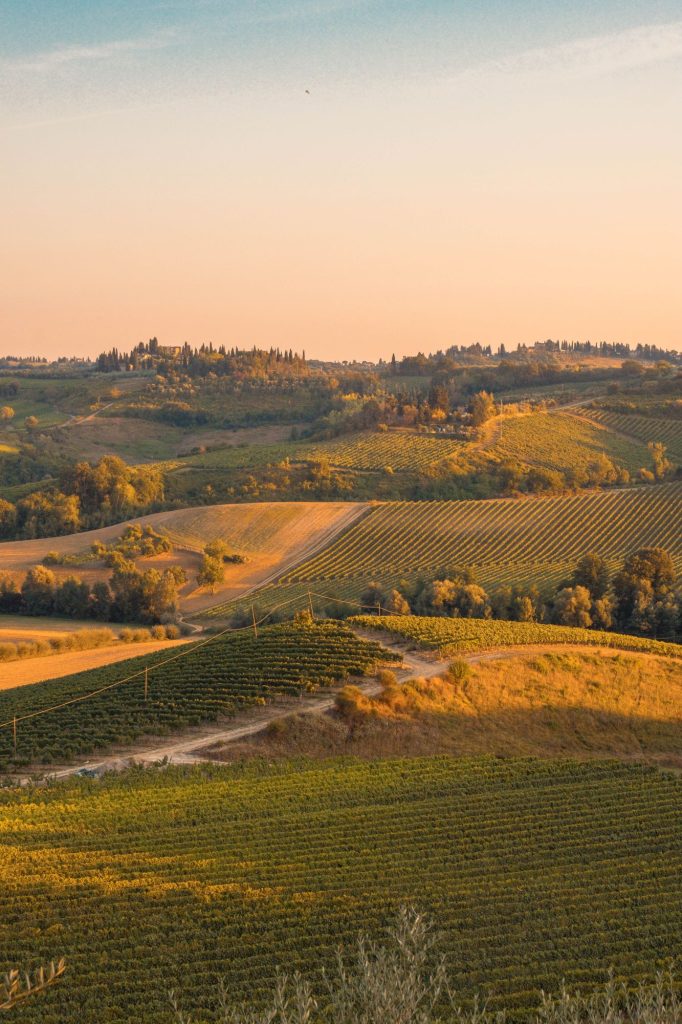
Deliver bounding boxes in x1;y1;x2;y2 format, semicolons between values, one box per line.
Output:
1;758;680;1023
277;482;682;596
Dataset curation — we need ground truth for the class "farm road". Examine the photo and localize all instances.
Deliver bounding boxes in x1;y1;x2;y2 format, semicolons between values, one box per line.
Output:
45;631;540;780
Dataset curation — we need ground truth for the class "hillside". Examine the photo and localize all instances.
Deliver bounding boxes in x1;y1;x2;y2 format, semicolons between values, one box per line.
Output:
579;407;682;461
0;501;366;615
484;410;650;475
217;647;682;765
0;621;394;769
350;615;682;657
202;482;682;618
0;758;680;1022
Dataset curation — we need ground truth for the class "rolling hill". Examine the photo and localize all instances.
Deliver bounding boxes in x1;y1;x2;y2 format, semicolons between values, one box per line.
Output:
202;482;682;618
0;501;367;615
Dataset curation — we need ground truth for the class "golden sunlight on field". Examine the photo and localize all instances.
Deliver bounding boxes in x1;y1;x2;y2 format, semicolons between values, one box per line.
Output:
0;639;192;690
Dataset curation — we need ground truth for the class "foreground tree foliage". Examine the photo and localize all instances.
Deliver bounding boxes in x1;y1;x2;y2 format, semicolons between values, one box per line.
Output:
170;909;681;1024
0;958;65;1011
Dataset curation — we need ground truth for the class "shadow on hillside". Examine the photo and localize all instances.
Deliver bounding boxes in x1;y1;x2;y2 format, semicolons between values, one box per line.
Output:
200;702;682;768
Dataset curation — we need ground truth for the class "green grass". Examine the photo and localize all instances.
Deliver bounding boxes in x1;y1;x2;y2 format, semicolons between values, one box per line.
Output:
0;757;680;1023
0;373;148;428
350;614;682;658
0;622;393;768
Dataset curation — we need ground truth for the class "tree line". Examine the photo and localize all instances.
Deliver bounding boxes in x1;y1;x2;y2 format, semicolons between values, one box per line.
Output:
358;547;681;639
0;456;164;540
0;559;186;625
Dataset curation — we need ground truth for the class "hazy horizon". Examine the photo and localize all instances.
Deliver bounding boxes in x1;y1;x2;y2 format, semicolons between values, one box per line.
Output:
3;1;681;359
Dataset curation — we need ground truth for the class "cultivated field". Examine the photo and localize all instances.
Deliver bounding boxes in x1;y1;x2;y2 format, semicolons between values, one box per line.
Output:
301;430;466;471
0;622;394;768
351;615;682;658
264;482;682;599
579;408;682;459
485;411;650;475
0;500;367;616
0;638;191;690
1;757;680;1022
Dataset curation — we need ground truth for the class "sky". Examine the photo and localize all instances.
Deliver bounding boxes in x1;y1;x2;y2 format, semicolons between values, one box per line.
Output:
1;1;681;360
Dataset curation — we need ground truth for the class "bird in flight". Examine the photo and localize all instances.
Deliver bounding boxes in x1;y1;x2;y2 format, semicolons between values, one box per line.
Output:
305;89;310;94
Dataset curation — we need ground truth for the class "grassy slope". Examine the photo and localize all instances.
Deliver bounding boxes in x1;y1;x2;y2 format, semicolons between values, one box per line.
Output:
0;500;366;620
219;648;682;765
0;758;680;1022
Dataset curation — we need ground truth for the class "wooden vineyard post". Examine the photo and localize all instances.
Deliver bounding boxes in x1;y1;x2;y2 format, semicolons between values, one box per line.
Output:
144;668;148;702
12;717;17;757
251;605;259;640
307;589;315;621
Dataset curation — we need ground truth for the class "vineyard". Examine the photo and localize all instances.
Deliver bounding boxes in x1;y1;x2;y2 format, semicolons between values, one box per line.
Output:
485;412;649;475
579;409;682;460
350;615;682;658
301;430;466;471
0;622;394;768
0;757;680;1023
235;482;682;602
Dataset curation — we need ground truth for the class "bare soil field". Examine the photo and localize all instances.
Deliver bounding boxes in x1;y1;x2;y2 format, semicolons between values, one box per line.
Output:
0;500;367;615
0;638;192;690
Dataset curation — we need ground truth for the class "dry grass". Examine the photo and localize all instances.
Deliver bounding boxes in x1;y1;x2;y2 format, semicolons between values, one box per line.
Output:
0;638;192;690
0;501;366;613
212;648;682;766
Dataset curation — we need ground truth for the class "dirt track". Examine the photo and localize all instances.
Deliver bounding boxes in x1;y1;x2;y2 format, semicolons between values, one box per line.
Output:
41;636;645;780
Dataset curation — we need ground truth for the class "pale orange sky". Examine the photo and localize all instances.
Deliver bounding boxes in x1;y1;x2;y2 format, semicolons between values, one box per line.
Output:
2;3;681;359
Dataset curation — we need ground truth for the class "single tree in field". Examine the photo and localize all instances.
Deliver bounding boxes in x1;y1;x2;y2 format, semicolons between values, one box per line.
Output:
24;415;39;429
204;539;230;561
469;390;496;427
0;405;15;421
198;554;224;593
